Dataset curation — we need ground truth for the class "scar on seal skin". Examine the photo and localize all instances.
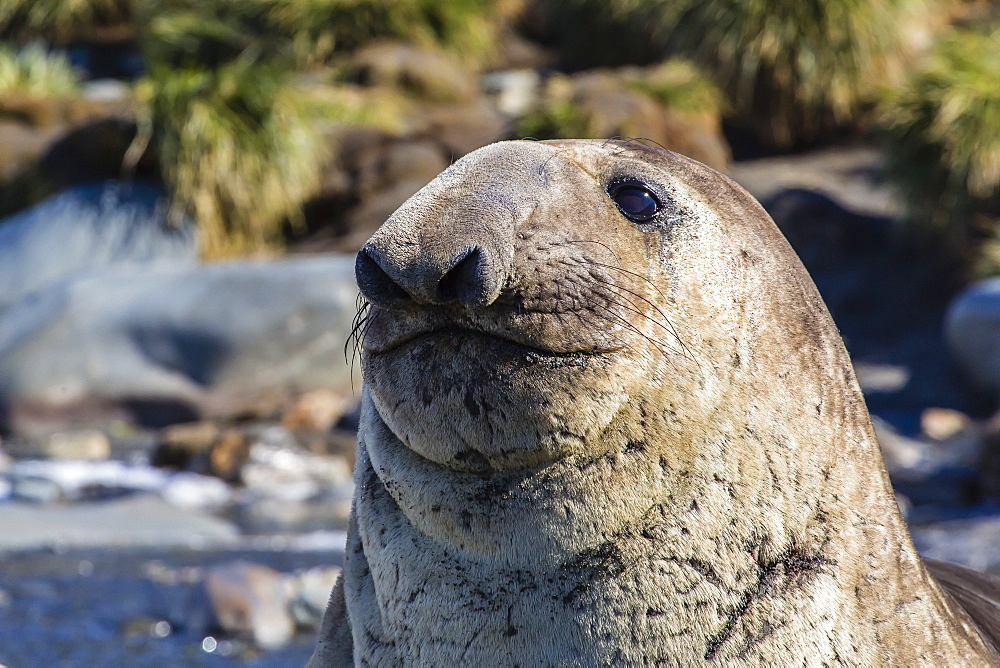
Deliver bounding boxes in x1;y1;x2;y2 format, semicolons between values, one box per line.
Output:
310;139;1000;666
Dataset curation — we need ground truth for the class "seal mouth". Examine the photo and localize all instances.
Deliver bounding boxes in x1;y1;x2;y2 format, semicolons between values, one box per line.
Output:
364;323;612;359
360;305;626;358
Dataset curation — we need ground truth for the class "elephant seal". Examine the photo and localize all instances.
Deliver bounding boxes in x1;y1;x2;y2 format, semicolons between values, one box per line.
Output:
310;139;1000;665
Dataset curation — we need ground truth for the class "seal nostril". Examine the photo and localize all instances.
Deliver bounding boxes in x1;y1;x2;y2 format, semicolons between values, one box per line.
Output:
436;248;489;307
356;247;411;307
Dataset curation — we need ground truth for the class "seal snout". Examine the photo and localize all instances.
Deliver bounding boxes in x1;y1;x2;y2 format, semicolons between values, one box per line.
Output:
355;235;509;309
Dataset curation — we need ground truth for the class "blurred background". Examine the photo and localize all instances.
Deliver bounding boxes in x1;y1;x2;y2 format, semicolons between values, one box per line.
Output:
0;0;998;664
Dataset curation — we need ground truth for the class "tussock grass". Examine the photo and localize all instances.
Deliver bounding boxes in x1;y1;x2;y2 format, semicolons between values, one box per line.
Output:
880;27;1000;264
137;57;334;259
671;0;935;146
0;0;132;43
267;0;499;68
532;0;934;146
0;43;80;98
138;0;499;70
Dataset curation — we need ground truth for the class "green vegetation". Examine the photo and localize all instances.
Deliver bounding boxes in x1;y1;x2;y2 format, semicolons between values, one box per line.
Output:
518;96;593;140
137;0;506;258
136;0;499;70
628;60;723;116
0;43;80;98
669;0;934;146
136;57;333;259
265;0;499;68
0;0;132;43
2;0;505;258
534;0;935;146
880;27;1000;267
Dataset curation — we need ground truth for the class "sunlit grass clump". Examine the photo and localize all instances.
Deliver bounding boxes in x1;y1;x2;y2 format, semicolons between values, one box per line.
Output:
674;0;934;146
267;0;500;68
137;0;499;71
627;60;724;117
137;58;334;259
880;27;1000;265
0;43;80;98
532;0;933;146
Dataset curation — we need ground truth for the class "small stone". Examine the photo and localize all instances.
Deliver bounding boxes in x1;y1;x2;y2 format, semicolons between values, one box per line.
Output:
44;429;111;460
481;69;541;118
282;389;352;434
199;561;296;650
921;407;971;441
288;566;342;629
153;422;249;482
873;418;925;473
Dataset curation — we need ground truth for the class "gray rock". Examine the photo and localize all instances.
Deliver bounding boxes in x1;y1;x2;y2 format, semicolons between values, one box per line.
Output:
0;494;238;550
0;180;195;311
911;514;1000;574
8;459;167;502
946;277;1000;393
0;255;360;434
482;69;541;118
288;566;342;629
191;561;296;649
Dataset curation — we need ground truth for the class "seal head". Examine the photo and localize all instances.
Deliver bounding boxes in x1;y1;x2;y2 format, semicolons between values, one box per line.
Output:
311;139;1000;666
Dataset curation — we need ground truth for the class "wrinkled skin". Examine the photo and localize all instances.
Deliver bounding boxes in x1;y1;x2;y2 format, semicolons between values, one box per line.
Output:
310;140;1000;666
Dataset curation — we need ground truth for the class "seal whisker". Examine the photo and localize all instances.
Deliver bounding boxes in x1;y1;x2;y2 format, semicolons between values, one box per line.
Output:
582;288;682;359
583;260;697;364
562;239;621;261
586;273;698;366
563;278;678;358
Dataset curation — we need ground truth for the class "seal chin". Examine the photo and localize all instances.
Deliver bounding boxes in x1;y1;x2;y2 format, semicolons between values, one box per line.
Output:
361;327;628;475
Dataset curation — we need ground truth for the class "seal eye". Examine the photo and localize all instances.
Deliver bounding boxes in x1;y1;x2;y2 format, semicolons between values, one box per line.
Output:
610;182;660;222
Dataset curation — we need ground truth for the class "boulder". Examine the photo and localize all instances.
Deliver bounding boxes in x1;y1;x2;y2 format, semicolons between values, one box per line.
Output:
198;561;296;650
347;42;477;104
0;255;360;435
522;67;730;172
0;180;195;311
946;277;1000;394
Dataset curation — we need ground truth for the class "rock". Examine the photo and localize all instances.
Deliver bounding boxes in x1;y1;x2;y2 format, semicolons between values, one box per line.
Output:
37;118;152;192
282;389;354;434
0;493;238;550
0;93;140;217
524;67;730;172
160;471;233;511
152;422;250;483
911;514;1000;574
0;254;360;435
43;429;111;460
0;120;61;182
922;407;972;441
946;277;1000;394
240;431;353;503
348;42;477;104
482;69;541;118
198;561;296;649
231;428;354;533
298;130;450;253
409;99;508;159
0;180;196;311
288;566;342;629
